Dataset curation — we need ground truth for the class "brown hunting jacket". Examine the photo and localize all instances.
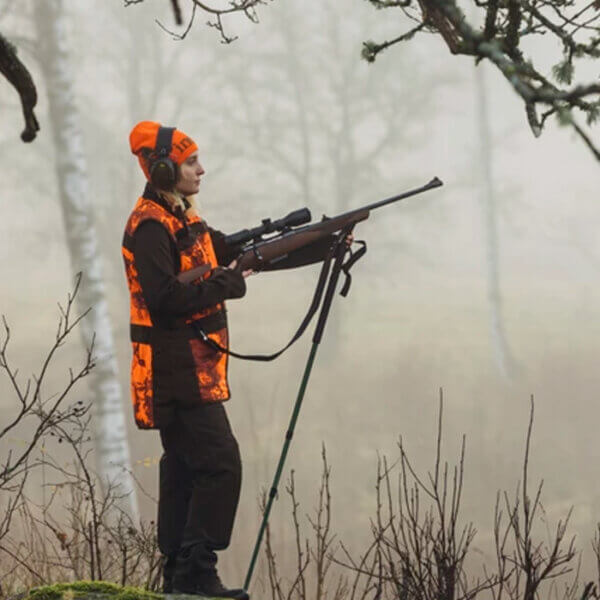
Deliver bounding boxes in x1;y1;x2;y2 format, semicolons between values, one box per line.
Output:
123;184;331;429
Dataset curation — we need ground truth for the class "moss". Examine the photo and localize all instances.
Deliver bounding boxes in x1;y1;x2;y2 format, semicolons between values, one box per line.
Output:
25;582;163;600
22;582;225;600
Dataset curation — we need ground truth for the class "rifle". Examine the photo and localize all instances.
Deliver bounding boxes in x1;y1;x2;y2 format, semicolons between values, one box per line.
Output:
177;176;443;284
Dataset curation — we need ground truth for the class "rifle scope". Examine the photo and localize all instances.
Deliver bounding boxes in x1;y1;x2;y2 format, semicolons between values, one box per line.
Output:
224;208;312;246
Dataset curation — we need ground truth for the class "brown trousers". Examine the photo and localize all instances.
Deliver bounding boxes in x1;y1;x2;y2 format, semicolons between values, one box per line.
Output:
158;402;242;567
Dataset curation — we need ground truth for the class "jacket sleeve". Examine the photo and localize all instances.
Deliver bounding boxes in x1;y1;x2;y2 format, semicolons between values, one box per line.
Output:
133;220;245;317
208;226;335;271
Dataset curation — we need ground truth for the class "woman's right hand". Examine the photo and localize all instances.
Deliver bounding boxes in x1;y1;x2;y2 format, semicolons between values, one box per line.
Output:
210;264;246;299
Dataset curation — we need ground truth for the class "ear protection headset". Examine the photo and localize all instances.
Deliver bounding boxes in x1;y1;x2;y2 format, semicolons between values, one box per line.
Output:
148;126;177;190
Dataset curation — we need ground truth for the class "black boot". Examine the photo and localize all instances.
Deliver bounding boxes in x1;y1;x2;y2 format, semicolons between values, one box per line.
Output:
172;543;249;599
192;569;249;600
162;552;177;593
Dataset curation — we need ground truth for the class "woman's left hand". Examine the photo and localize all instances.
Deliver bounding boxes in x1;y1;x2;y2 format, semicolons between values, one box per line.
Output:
228;259;254;278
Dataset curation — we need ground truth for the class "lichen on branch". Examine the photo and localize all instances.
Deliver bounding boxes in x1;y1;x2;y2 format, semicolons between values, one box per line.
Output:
363;0;600;159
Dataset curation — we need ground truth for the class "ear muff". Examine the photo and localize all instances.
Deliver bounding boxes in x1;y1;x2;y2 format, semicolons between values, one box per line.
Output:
149;126;177;190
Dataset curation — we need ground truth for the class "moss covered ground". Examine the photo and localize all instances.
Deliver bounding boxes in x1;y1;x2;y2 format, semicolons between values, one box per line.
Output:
20;582;219;600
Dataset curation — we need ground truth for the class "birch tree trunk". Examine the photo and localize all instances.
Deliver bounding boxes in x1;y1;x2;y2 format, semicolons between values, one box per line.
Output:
34;0;138;518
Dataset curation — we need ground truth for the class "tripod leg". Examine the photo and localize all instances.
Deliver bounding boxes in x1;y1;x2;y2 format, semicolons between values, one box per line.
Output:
244;229;353;592
243;342;319;591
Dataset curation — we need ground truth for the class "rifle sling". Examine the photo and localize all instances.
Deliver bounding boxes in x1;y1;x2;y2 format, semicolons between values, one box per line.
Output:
340;241;367;298
192;236;367;361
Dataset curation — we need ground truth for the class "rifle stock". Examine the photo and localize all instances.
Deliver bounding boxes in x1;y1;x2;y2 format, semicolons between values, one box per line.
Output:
176;177;443;285
177;263;212;284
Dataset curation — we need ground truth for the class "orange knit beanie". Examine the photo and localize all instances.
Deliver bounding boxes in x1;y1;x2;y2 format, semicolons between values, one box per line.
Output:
129;121;198;180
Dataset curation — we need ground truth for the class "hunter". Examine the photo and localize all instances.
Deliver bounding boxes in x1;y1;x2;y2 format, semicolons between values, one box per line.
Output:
123;121;348;598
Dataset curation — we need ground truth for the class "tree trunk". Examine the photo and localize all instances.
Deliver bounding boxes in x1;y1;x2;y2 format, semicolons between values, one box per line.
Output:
34;0;138;518
475;64;515;379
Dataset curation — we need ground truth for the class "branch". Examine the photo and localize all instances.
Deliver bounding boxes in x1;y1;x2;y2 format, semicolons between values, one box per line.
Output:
363;0;600;160
126;0;272;44
0;30;39;142
362;22;427;62
0;274;95;489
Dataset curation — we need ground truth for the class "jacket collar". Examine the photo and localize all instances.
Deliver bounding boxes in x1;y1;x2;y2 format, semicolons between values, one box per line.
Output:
142;183;171;213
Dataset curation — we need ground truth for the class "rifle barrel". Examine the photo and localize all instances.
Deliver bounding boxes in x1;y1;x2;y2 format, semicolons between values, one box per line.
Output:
363;176;443;213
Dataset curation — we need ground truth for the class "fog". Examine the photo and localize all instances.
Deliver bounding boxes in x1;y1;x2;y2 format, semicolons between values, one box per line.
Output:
1;0;599;588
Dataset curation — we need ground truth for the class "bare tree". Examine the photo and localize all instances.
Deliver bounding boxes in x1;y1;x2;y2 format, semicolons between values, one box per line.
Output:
362;0;600;160
33;0;138;518
475;64;515;379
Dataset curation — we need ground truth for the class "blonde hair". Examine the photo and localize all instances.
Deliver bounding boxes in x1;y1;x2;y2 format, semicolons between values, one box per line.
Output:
159;191;199;219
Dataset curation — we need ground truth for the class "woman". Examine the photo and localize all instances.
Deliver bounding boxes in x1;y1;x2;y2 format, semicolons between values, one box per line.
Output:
123;121;341;598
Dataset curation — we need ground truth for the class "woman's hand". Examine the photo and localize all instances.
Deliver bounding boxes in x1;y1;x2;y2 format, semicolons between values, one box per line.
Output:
228;259;254;278
344;233;354;246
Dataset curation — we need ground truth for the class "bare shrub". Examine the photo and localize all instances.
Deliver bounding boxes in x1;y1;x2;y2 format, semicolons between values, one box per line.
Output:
0;278;161;596
261;445;349;600
1;274;94;568
0;393;163;595
261;391;600;600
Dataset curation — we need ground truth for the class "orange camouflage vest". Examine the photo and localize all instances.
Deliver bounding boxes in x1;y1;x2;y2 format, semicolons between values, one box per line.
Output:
122;194;230;429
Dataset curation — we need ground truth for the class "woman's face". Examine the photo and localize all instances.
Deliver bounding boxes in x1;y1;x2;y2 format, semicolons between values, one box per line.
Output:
175;152;204;196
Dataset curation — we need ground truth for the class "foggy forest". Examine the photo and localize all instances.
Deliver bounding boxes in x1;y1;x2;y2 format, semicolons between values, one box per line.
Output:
1;1;599;599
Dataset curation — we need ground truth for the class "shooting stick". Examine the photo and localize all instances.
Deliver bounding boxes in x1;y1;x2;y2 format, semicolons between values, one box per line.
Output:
243;225;355;592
